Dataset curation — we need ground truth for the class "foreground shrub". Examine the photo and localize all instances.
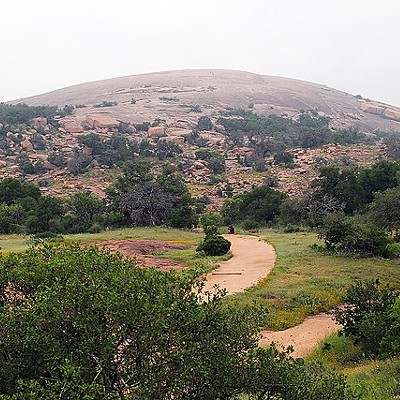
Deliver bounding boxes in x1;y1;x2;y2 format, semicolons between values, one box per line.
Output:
0;244;354;399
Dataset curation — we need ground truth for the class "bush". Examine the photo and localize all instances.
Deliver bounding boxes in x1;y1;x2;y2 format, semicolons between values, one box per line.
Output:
318;214;393;257
242;219;259;231
197;234;231;256
333;280;400;357
283;224;300;233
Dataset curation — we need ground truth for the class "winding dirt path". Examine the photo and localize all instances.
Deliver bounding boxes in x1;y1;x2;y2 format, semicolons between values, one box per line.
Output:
202;235;276;295
259;314;340;358
202;234;340;357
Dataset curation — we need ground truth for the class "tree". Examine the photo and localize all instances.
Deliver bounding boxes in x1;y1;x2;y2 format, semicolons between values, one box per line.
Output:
0;178;40;205
109;162;197;228
333;280;400;357
197;116;213;131
63;192;104;232
221;186;287;225
317;214;393;257
0;244;353;399
368;186;400;232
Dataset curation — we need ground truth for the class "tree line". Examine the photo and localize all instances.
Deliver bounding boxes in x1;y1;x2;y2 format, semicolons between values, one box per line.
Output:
0;162;205;236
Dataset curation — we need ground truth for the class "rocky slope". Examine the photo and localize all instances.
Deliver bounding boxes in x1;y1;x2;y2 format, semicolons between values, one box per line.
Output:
4;69;400;206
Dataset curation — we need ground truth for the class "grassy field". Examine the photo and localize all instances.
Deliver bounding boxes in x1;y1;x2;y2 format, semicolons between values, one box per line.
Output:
308;332;400;400
0;227;203;254
0;227;230;275
224;229;400;329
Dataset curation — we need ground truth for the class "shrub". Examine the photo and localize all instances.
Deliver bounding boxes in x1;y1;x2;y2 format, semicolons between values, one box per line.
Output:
333;280;400;357
318;214;393;257
242;219;259;231
197;234;231;256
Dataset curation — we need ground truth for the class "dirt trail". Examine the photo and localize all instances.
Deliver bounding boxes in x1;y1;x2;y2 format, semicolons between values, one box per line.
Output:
201;235;276;295
259;313;340;358
202;235;340;357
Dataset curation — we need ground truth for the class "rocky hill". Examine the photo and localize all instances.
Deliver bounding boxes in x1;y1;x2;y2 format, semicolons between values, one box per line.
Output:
3;69;400;207
13;69;400;132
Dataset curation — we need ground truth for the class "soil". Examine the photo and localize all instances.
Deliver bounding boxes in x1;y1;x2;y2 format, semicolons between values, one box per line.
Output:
201;234;276;296
92;239;190;271
259;313;340;358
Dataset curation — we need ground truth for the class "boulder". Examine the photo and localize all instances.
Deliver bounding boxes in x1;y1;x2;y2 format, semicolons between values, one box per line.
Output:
86;115;119;130
383;108;400;122
148;126;166;138
63;121;84;133
20;139;33;152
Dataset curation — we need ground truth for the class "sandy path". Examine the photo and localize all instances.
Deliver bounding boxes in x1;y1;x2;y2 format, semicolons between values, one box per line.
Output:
201;234;276;295
259;313;340;358
201;235;340;357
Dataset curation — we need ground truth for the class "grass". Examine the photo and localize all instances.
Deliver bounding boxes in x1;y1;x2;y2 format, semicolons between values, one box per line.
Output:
308;332;400;400
224;229;400;330
0;234;33;255
0;227;203;256
0;227;229;275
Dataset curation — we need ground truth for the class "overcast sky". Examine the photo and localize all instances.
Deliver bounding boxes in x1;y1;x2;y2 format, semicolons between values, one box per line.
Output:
1;0;400;106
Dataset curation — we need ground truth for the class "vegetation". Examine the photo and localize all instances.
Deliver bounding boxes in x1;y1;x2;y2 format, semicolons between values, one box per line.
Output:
221;186;287;225
107;161;198;228
0;244;353;399
0;103;57;126
197;232;231;256
224;230;400;330
333;280;400;358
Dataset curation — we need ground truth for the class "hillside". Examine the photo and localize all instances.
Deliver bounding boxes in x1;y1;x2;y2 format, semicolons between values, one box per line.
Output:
3;69;400;206
13;69;400;132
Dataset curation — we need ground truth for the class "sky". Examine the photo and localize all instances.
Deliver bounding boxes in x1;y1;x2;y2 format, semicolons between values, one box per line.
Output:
1;0;400;106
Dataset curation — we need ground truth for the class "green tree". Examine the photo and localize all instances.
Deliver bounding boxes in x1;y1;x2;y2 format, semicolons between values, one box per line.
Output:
0;244;352;399
368;186;400;232
333;280;400;357
221;186;286;225
63;192;104;233
0;178;40;205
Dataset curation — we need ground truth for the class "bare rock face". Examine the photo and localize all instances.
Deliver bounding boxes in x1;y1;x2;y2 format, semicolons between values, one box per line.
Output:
383;108;400;122
360;102;385;116
148;126;166;138
62;121;84;134
85;115;119;130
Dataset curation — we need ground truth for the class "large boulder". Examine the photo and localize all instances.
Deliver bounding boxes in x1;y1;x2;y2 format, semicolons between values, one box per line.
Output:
383;108;400;122
85;115;119;130
62;121;84;133
20;138;33;152
148;126;166;138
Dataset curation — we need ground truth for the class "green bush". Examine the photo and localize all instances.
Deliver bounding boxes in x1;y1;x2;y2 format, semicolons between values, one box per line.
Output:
242;219;259;230
333;280;400;357
318;214;393;257
197;234;231;256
